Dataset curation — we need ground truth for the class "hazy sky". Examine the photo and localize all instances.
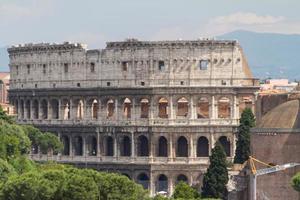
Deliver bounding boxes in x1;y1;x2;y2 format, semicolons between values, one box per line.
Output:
1;0;300;48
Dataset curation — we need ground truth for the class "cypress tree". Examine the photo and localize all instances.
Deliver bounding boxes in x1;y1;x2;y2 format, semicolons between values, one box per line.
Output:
234;108;255;164
201;142;229;199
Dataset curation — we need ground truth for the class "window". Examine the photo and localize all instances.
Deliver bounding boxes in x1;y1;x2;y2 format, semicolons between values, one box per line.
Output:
53;83;56;88
16;65;19;75
199;60;208;70
180;81;184;85
27;65;30;74
35;84;37;88
90;62;95;72
141;81;145;86
122;61;128;71
107;82;111;86
64;63;68;73
43;64;46;74
158;60;165;71
77;83;81;87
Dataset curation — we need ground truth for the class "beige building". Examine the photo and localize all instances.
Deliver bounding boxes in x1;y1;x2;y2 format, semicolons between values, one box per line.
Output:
0;72;14;114
8;39;259;196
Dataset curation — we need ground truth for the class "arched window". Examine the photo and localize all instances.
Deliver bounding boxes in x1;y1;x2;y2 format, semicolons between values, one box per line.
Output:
74;136;83;156
107;99;115;118
197;136;209;157
87;136;97;156
76;100;84;120
218;97;231;118
218;136;230;157
62;99;70;120
158;98;168;118
158;136;168;157
41;99;48;119
177;97;188;117
176;136;188;157
51;99;59;119
32;100;39;119
25;100;31;119
140;98;149;118
157;174;168;192
197;97;209;118
176;174;188;184
62;135;70;155
105;136;114;156
137;135;149;156
123;98;131;119
92;99;98;119
120;136;131;157
137;173;150;189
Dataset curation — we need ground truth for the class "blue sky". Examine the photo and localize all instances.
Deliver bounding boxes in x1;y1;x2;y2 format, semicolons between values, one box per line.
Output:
0;0;299;48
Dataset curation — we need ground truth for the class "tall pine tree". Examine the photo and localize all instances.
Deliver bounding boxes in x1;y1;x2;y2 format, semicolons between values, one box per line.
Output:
234;108;255;164
201;142;228;199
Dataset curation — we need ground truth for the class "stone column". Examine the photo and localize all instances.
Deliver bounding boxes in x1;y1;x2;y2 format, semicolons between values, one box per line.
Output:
115;98;118;121
210;132;215;155
113;135;118;158
169;177;174;195
131;132;135;158
69;136;73;157
169;96;174;120
190;96;194;120
132;98;136;123
211;96;216;119
17;99;21;120
30;100;34;120
168;134;173;161
233;95;237;120
189;135;194;160
58;98;62;120
48;99;52;119
83;136;86;156
24;100;28;120
97;131;101;157
150;172;155;196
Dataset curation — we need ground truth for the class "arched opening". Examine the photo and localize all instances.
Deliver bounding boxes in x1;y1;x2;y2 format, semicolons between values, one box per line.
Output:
41;99;48;119
62;135;70;155
176;174;188;184
51;99;59;119
120;135;131;157
137;135;149;156
140;98;149;118
137;173;150;189
219;136;231;157
157;174;168;192
76;100;84;120
104;136;114;156
197;136;209;157
14;100;19;116
91;99;98;119
74;136;83;156
177;97;188;117
197;97;209;118
123;98;131;119
158;98;168;118
20;100;24;119
25;100;31;119
107;99;115;118
32;100;39;119
218;97;231;119
239;96;253;117
158;136;168;157
62;99;70;120
176;136;188;157
87;136;97;156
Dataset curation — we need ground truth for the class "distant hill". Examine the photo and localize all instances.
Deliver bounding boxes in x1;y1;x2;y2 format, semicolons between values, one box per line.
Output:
0;47;9;72
219;30;300;80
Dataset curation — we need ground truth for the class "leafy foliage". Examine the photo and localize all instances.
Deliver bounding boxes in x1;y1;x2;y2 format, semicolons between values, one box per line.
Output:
172;181;200;199
234;108;255;164
0;105;14;124
291;172;300;192
201;142;228;199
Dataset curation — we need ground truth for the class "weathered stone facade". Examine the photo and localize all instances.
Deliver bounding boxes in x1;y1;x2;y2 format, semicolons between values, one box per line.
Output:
8;39;259;196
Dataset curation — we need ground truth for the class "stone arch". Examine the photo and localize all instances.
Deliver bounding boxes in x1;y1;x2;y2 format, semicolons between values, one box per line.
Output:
61;135;70;155
62;99;70;120
157;136;168;157
25;100;31;119
20;99;24;119
86;136;97;156
218;97;231;119
176;174;188;184
120;135;131;157
156;174;168;192
137;135;149;157
73;136;83;156
123;98;131;119
158;97;168;118
32;99;39;119
176;136;188;157
50;99;59;119
137;173;150;189
104;136;114;156
197;97;209;118
76;100;84;120
177;97;188;117
41;99;48;119
91;99;99;119
106;99;115;118
140;98;149;118
197;136;209;157
218;136;231;157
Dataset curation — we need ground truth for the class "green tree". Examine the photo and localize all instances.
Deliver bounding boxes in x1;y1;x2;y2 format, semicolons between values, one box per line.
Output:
172;181;200;199
234;108;255;164
201;142;228;199
0;105;14;124
38;132;63;154
291;172;300;192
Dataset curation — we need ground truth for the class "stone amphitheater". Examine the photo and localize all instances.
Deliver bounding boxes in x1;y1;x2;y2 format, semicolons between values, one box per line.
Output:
8;39;259;196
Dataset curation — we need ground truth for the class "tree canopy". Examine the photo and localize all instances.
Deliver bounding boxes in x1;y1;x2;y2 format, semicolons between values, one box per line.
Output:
291;172;300;192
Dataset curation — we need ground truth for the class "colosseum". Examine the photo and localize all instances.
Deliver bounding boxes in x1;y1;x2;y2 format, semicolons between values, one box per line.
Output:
7;39;259;196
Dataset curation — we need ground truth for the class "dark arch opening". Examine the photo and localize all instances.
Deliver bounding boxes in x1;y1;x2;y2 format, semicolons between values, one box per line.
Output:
176;136;188;157
51;99;59;119
41;100;48;119
158;136;168;157
87;136;97;156
120;136;131;157
157;174;168;192
197;136;209;157
62;135;70;155
176;174;188;184
25;100;31;119
105;136;114;156
32;100;39;119
219;136;230;157
137;135;149;156
137;173;150;189
74;136;83;156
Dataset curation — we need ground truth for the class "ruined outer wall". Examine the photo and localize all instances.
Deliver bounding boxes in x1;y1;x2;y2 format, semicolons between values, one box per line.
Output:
251;130;300;200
